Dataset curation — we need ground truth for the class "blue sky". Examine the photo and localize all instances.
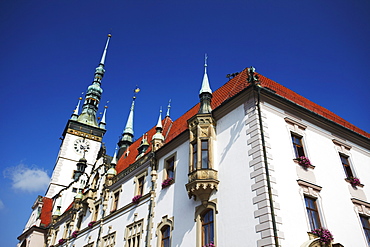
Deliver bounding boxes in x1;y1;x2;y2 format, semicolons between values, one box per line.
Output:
1;1;369;246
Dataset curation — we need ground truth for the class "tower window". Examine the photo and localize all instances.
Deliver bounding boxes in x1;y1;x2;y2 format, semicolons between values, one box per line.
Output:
304;196;321;230
291;134;305;158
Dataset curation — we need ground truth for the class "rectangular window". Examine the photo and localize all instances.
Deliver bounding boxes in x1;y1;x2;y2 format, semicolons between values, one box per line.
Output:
102;232;116;247
93;204;99;221
292;134;305;158
360;215;370;245
202;209;214;246
166;157;175;179
137;176;144;196
304;196;321;230
111;191;120;212
201;140;209;169
125;220;143;247
340;154;354;178
192;143;197;171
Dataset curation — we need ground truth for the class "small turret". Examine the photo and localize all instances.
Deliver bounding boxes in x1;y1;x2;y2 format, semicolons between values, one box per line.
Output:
152;108;164;151
198;54;212;114
117;87;140;159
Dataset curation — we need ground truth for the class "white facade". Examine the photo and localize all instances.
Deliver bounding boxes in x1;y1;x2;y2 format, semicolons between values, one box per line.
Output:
18;64;370;247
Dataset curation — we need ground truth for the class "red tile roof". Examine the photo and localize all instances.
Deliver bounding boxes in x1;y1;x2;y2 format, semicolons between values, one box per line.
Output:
39;197;53;227
116;68;369;173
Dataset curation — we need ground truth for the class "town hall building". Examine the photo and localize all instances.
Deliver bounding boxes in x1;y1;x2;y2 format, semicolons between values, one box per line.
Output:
17;34;370;247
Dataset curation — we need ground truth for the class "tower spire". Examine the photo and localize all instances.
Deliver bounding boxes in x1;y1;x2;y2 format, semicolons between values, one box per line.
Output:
199;54;212;114
117;87;140;159
77;34;112;127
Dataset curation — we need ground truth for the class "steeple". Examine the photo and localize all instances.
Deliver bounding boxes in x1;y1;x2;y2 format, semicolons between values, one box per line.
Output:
117;87;140;159
198;54;213;114
77;34;112;127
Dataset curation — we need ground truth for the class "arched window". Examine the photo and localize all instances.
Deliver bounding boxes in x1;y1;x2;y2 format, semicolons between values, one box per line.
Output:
195;201;217;247
201;209;214;246
156;216;174;247
161;225;170;247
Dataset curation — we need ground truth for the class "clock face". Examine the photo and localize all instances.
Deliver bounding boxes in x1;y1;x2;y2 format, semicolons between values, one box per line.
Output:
74;138;90;154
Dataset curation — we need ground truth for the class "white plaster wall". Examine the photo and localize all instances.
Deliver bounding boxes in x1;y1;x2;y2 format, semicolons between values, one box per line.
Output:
215;103;261;246
263;102;370;247
152;141;199;247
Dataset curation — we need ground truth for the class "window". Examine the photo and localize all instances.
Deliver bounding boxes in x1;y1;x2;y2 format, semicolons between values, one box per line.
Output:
102;232;116;247
201;140;209;169
304;196;321;230
339;154;354;178
138;176;144;195
165;156;175;179
125;220;143;247
111;191;120;212
360;215;370;245
63;222;72;238
93;204;99;221
192;142;197;171
156;216;174;247
292;134;305;158
195;202;217;247
52;228;59;245
161;225;170;247
202;209;214;245
83;243;94;247
76;214;83;230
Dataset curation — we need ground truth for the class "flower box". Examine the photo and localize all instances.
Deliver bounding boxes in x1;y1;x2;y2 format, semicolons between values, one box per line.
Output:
58;238;66;245
311;228;333;245
88;221;96;228
294;156;312;169
132;195;142;204
161;178;174;189
347;177;361;187
203;242;215;247
71;230;79;238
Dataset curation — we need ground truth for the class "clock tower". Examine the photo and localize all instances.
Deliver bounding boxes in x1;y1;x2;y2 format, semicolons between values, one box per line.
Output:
45;34;111;198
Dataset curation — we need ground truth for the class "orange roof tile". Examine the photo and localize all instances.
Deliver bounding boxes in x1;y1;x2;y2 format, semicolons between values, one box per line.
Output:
39;197;53;227
116;68;369;174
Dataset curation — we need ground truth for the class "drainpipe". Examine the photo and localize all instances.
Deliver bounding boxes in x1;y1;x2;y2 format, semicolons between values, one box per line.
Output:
249;67;279;247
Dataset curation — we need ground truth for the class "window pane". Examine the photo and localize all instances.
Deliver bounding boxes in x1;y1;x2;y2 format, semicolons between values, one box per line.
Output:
193;143;197;170
202;210;214;245
360;215;370;245
305;197;321;230
340;154;354;178
202;151;208;168
292;134;305;158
